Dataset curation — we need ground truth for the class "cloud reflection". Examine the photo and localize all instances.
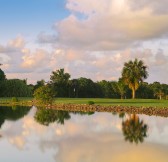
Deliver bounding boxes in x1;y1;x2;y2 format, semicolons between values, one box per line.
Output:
0;108;168;162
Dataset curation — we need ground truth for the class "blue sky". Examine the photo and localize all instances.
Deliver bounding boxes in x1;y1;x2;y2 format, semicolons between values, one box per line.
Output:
0;0;68;41
0;0;168;84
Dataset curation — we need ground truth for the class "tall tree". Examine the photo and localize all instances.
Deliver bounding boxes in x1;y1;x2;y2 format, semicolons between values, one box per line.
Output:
0;68;6;81
33;79;45;92
0;79;32;97
113;78;127;99
50;68;70;97
121;59;148;99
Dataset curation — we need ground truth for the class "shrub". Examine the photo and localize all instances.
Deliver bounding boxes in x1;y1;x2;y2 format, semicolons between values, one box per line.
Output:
88;101;95;105
12;97;19;102
33;85;55;105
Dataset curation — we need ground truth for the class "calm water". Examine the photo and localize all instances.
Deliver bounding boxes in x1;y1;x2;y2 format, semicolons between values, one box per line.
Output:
0;106;168;162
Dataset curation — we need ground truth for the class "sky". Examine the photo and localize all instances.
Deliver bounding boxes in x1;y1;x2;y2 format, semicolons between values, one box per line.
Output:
0;0;168;84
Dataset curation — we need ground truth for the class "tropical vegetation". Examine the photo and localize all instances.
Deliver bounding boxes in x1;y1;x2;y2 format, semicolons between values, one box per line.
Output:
121;59;148;99
0;59;168;102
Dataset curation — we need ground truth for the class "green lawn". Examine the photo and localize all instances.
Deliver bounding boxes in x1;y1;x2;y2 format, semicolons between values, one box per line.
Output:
0;97;168;108
54;98;168;108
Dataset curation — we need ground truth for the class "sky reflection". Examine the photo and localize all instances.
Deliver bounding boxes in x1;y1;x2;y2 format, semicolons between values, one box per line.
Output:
0;106;168;162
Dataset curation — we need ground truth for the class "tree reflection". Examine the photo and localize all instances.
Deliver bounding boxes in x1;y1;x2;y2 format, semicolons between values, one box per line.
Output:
72;111;95;116
0;106;31;128
34;108;71;126
122;114;148;144
34;109;95;126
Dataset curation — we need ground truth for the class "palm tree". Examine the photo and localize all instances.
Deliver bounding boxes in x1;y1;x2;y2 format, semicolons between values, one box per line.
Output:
50;68;71;97
122;114;148;144
154;90;164;100
121;59;148;99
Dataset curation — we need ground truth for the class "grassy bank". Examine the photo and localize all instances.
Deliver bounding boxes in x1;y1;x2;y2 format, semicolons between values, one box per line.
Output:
54;98;168;108
0;97;33;106
0;97;168;108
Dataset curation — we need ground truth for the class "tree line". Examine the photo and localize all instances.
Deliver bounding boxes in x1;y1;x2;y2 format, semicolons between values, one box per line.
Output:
1;59;168;99
0;69;32;97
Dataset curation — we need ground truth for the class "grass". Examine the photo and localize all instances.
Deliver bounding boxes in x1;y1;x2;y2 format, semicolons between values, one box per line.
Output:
0;97;168;108
0;97;33;105
54;98;168;108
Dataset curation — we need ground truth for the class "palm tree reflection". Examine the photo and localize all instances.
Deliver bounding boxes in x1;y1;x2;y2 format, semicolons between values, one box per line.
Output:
122;114;148;144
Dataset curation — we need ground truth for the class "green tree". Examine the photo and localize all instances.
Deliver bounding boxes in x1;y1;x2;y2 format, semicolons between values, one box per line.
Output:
33;85;55;104
97;80;119;98
0;68;6;81
0;79;32;97
122;114;148;144
77;77;99;98
150;82;166;100
33;79;45;92
50;68;70;97
114;78;127;99
121;59;148;99
136;82;154;99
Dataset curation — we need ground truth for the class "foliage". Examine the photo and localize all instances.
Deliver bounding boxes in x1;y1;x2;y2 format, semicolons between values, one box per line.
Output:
122;114;148;144
122;59;148;99
50;68;70;97
88;101;95;105
136;82;154;99
113;78;127;99
0;79;32;97
33;85;55;104
1;66;168;100
0;69;6;81
97;80;114;98
150;82;165;100
33;79;45;92
77;77;100;98
12;97;19;102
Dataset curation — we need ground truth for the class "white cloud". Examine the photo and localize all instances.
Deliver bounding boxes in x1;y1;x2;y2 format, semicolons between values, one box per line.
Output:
53;0;168;51
127;0;168;14
1;1;168;84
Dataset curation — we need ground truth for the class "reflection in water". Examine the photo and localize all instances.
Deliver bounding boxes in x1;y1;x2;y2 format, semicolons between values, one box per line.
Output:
122;114;148;144
34;108;71;126
72;111;95;116
34;108;95;126
1;106;168;162
0;106;31;128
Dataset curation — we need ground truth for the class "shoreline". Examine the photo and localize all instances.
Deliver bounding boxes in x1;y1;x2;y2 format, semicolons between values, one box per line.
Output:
1;102;168;117
45;103;168;117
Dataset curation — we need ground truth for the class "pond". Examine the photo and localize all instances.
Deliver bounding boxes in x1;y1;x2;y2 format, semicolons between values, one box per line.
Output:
0;106;168;162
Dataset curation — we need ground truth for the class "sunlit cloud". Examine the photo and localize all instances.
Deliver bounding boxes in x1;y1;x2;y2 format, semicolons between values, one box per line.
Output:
1;1;168;83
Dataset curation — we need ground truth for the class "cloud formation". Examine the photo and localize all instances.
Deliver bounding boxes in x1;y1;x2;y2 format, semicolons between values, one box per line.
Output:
1;0;168;83
52;0;168;51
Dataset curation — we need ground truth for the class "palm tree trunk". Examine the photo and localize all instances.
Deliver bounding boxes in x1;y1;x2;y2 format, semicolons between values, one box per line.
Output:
132;88;135;99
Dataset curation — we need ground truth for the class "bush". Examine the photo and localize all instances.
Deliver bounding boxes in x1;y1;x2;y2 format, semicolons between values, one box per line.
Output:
12;97;19;102
33;85;55;105
88;101;95;105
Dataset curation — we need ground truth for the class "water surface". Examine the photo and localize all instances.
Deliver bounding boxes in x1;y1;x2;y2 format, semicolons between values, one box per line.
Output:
0;106;168;162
